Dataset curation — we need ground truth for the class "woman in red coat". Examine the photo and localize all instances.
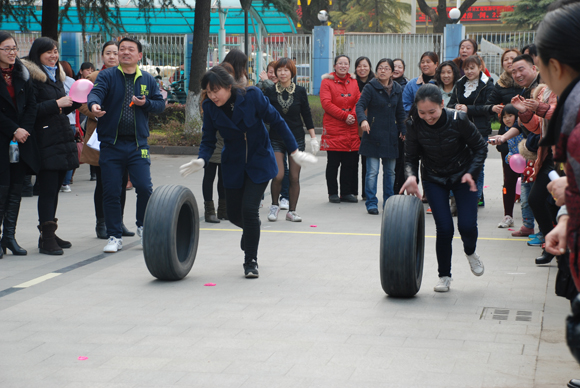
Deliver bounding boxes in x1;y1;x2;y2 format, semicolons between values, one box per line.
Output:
320;55;361;203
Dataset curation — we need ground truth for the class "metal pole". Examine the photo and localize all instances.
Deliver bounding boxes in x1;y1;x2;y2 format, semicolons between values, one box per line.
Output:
244;9;249;55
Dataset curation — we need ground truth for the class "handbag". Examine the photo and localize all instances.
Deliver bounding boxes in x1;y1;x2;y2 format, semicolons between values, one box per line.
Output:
87;128;100;151
76;124;84;164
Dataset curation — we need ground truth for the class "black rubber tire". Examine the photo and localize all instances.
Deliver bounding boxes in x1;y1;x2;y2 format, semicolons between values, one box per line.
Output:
143;185;199;280
380;195;425;297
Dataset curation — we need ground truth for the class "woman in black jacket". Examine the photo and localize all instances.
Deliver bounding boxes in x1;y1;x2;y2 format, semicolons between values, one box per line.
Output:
0;32;40;258
23;37;80;255
400;84;487;293
447;55;493;207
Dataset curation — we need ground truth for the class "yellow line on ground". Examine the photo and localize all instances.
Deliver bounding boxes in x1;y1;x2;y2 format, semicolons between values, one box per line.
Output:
200;228;524;242
13;273;61;288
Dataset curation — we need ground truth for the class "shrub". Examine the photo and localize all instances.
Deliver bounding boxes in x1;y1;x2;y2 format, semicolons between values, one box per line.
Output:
149;103;185;127
149;118;202;146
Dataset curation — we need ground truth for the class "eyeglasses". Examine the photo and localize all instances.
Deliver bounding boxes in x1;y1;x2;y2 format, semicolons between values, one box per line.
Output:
0;47;19;54
377;67;391;72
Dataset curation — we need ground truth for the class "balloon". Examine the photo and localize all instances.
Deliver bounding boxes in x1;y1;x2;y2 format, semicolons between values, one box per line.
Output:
516;177;521;195
69;79;94;103
509;154;526;174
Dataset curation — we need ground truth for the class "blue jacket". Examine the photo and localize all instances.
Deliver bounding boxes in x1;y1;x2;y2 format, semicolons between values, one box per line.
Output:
356;79;406;159
402;75;437;113
198;87;298;189
87;66;165;146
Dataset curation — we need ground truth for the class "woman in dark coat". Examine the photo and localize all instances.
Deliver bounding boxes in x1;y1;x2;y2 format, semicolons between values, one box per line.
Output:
356;58;406;215
23;37;80;255
447;55;494;206
0;32;40;258
400;84;488;293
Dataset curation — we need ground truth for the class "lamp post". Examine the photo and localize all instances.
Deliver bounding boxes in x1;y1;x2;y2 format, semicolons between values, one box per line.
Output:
449;0;461;22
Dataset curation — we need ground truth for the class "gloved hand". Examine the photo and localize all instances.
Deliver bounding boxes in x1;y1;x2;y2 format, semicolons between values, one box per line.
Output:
310;137;320;155
180;158;205;177
291;150;318;167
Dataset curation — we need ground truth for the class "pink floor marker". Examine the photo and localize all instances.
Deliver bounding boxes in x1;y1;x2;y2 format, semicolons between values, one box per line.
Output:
78;356;88;361
204;283;216;286
508;228;515;231
484;186;489;188
310;225;317;227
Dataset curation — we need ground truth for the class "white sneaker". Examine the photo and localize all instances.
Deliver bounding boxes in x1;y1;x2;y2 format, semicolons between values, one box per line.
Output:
434;276;452;292
466;252;484;276
103;236;122;253
280;198;290;210
259;200;263;209
60;185;71;193
268;205;280;221
137;226;143;245
497;215;514;228
286;211;302;222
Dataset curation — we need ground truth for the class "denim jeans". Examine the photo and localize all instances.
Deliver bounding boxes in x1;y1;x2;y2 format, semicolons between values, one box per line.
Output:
423;179;479;278
476;136;488;203
365;157;396;210
520;180;535;229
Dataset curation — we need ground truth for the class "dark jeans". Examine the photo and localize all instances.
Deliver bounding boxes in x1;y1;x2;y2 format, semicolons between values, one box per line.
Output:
393;137;405;195
326;151;359;197
202;162;225;202
501;153;520;217
424;179;479;278
100;140;152;238
225;174;268;263
93;166;128;220
37;169;67;224
529;161;558;237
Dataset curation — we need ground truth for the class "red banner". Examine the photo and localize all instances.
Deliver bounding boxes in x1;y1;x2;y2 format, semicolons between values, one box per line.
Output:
417;6;514;23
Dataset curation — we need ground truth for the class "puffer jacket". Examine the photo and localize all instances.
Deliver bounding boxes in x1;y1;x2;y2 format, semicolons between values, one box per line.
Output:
405;108;488;186
447;72;494;136
356;78;406;159
22;59;79;171
320;72;360;152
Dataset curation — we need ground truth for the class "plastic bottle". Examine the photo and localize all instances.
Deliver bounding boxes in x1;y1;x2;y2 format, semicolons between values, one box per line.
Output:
9;140;19;163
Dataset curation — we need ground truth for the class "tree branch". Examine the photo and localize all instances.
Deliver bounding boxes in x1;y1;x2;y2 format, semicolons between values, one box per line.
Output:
416;0;438;22
459;0;478;17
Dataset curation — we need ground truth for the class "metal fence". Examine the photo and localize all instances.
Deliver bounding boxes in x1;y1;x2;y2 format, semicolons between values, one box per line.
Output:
334;33;443;80
12;31;41;58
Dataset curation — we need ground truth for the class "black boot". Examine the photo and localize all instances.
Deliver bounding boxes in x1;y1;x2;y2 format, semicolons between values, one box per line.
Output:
205;201;220;223
39;221;63;255
1;184;27;255
96;218;107;239
53;218;72;248
536;250;555;265
21;175;33;197
122;223;135;236
0;186;9;259
218;199;228;220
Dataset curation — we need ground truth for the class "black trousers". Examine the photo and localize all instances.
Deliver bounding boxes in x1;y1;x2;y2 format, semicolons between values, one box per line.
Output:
93;166;127;220
393;137;405;195
326;151;359;197
37;170;66;224
202;162;225;202
0;160;26;186
529;160;558;237
225;174;268;263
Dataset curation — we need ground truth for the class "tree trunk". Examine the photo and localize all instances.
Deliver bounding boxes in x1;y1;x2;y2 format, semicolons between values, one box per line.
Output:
416;0;479;33
41;0;59;41
185;0;211;135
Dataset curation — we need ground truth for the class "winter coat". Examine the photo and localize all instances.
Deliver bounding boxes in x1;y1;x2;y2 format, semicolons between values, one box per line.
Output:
319;72;361;152
22;59;79;171
393;76;408;88
87;65;165;147
198;86;298;189
78;69;101;166
402;74;437;113
355;78;406;159
0;58;40;175
447;72;494;136
405;108;488;186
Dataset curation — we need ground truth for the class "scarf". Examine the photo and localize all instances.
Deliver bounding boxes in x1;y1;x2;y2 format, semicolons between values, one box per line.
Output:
43;64;57;82
382;78;393;96
1;65;15;102
275;82;296;114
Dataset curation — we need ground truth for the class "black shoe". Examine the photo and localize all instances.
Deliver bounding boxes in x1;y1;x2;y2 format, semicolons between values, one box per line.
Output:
367;208;379;215
90;173;97;181
340;194;358;203
535;250;554;265
122;223;135;237
329;194;340;203
243;259;259;278
568;379;580;388
96;218;108;239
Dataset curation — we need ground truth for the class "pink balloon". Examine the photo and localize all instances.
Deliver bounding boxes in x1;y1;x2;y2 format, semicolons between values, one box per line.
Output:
515;177;521;195
509;154;526;174
69;79;94;103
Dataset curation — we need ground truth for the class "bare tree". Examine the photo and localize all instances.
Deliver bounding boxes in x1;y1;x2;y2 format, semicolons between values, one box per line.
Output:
416;0;478;33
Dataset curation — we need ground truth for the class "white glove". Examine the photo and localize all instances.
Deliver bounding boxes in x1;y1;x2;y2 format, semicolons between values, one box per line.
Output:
179;158;205;177
291;150;318;167
310;137;320;155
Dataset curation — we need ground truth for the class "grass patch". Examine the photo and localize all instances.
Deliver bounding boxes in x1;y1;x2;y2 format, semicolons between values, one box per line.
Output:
308;95;323;128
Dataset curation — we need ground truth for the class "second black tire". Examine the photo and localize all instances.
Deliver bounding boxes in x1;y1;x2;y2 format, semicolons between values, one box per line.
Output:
380;195;425;297
143;184;199;280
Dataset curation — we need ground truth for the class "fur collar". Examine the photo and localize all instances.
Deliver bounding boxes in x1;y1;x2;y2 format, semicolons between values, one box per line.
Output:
321;72;356;80
21;58;66;83
518;138;537;161
497;71;514;89
9;58;30;82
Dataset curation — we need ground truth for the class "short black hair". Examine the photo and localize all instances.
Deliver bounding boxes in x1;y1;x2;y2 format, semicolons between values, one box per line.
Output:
435;61;461;87
101;41;118;55
28;37;60;77
0;31;15;47
521;44;537;57
500;103;519;127
393;58;406;70
512;54;535;67
375;58;394;73
119;36;142;53
334;54;350;65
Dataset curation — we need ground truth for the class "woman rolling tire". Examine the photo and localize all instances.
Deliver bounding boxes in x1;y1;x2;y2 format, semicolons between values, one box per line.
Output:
380;195;425;297
143;185;199;281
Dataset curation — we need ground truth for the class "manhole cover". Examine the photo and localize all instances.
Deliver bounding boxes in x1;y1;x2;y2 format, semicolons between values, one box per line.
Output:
481;307;542;323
